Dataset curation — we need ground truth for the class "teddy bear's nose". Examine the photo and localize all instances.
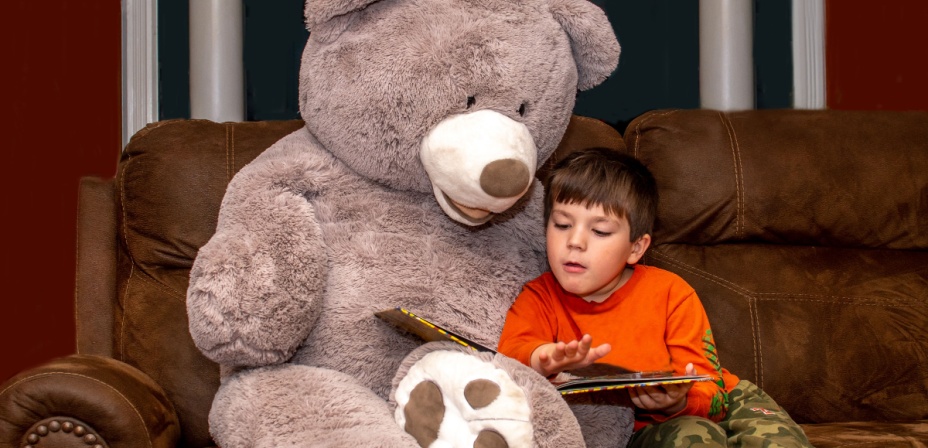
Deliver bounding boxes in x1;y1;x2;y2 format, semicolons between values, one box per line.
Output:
480;158;531;198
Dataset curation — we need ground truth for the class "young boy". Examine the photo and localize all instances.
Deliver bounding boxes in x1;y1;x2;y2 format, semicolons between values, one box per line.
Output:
497;148;811;447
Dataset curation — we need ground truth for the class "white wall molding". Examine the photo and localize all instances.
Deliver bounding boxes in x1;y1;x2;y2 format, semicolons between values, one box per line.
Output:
699;0;755;111
792;0;825;109
122;0;159;148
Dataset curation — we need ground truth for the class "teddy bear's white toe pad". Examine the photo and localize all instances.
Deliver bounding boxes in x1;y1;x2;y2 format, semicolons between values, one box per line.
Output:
395;351;533;448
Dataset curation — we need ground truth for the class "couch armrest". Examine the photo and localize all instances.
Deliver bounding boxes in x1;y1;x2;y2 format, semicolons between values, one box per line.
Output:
0;354;180;448
75;177;118;357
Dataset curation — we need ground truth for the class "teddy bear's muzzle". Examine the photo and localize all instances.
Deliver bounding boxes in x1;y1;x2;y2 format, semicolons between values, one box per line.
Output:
421;109;537;226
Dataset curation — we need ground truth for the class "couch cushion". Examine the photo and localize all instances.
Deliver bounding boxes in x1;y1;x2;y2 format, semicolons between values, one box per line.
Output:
625;109;928;249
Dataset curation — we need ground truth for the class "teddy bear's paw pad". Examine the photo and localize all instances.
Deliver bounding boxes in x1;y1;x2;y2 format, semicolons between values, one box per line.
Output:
464;379;500;409
474;430;508;448
396;351;532;448
404;381;446;446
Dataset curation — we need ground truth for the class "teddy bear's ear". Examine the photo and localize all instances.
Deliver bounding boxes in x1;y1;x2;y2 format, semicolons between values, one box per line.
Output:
549;0;621;91
304;0;381;30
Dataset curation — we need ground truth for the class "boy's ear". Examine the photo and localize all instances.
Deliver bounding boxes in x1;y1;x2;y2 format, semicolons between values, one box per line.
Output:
627;234;651;265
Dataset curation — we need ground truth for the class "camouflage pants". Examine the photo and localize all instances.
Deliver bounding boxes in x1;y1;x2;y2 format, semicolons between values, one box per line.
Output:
626;380;812;448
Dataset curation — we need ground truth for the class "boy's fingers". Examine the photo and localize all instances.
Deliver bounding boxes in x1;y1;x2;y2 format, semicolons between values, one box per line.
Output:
629;387;657;409
564;340;580;358
685;363;697;376
578;334;592;350
638;385;660;402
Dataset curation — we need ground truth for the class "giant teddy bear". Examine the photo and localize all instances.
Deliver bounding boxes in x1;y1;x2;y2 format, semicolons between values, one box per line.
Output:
186;0;628;446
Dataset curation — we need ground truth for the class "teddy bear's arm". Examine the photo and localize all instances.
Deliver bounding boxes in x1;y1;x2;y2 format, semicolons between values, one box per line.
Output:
187;140;330;367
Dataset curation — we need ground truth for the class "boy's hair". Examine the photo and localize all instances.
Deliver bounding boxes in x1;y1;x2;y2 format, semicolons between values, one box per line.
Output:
543;148;658;241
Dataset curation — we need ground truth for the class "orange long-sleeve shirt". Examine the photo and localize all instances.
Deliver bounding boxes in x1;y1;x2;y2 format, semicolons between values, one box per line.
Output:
497;265;739;431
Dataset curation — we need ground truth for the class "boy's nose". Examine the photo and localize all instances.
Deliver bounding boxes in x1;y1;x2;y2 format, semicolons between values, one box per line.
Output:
567;231;585;250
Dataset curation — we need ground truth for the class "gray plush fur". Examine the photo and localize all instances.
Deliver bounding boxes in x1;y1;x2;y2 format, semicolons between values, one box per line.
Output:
187;0;630;446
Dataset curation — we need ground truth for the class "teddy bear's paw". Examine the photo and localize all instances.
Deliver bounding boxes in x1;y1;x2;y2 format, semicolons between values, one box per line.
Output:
187;224;324;366
395;351;532;448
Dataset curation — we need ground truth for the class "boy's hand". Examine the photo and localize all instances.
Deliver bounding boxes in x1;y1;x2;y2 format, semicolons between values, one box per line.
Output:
628;363;697;415
530;334;611;377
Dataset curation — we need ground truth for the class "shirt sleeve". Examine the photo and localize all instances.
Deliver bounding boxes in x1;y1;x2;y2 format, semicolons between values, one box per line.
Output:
650;288;730;424
497;281;556;367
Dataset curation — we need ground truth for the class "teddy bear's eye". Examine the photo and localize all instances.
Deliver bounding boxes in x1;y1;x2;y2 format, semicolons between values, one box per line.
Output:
518;103;526;117
467;96;476;109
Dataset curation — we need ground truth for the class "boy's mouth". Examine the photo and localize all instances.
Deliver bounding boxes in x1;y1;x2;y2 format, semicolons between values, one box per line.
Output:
563;261;586;273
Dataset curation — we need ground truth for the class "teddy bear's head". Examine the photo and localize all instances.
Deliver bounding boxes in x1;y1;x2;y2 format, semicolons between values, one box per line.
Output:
300;0;619;225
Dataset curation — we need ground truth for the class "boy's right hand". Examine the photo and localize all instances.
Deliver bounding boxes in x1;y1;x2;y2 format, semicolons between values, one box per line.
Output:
531;334;611;378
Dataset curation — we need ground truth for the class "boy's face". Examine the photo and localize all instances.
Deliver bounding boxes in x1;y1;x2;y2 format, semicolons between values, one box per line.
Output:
546;201;650;303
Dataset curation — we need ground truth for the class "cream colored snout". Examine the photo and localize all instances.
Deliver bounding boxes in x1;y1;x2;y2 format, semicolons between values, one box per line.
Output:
420;110;537;226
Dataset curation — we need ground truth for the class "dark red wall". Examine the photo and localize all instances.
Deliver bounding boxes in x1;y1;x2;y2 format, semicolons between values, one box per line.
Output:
826;0;928;110
1;1;121;382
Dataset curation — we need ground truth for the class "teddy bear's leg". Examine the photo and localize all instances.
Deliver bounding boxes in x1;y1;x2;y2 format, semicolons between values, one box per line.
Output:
392;343;586;448
210;364;419;448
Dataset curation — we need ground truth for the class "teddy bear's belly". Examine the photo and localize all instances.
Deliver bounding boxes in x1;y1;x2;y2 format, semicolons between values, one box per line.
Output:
290;190;543;399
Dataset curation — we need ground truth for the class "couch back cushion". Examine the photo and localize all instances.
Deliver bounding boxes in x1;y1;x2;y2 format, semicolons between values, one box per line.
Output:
625;109;928;424
625;109;928;249
115;119;305;447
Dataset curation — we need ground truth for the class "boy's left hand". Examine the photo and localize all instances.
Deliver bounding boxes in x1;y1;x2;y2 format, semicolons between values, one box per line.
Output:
628;363;696;415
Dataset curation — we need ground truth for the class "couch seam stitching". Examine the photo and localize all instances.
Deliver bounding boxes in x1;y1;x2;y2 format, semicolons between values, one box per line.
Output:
225;124;231;182
230;123;236;180
632;109;679;158
752;294;916;307
117;157;134;362
131;269;186;303
649;250;753;296
750;297;763;388
719;112;746;239
731;117;746;238
120;264;134;360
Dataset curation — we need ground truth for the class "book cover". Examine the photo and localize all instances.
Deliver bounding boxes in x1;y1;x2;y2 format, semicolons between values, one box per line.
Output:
551;369;712;395
375;307;495;352
375;307;713;395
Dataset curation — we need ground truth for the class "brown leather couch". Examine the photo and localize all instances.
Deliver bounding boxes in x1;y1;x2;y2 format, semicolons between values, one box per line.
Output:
1;110;925;447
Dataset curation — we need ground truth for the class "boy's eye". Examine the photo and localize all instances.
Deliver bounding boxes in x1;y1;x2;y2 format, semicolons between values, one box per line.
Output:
592;229;613;237
552;223;570;230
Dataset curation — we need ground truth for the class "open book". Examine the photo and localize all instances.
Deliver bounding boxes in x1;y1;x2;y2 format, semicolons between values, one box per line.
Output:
375;307;712;395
